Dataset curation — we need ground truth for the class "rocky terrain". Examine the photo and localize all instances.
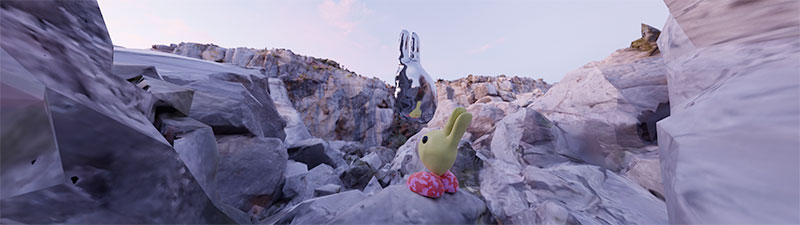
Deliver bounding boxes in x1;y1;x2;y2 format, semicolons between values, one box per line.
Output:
1;0;798;224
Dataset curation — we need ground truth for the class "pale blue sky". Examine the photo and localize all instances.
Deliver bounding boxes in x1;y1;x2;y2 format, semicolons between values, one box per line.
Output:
98;0;669;84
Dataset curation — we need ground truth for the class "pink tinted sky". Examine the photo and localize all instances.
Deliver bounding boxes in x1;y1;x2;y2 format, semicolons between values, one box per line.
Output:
98;0;669;84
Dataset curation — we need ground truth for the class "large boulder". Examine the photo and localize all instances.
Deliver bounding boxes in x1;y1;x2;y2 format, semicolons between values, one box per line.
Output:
265;190;367;225
529;43;669;171
184;74;286;139
656;1;800;224
478;109;667;224
215;135;288;214
328;185;489;224
481;163;668;224
287;138;339;169
0;1;237;223
281;163;343;206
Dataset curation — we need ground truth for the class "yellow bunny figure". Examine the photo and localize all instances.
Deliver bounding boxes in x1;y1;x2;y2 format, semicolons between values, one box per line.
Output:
407;107;472;198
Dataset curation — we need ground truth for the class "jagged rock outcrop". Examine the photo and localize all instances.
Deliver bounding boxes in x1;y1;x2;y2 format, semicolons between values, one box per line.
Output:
436;75;550;106
656;1;800;224
528;34;669;172
155;44;395;147
478;108;668;224
0;1;226;223
0;1;290;223
630;23;661;55
185;73;285;138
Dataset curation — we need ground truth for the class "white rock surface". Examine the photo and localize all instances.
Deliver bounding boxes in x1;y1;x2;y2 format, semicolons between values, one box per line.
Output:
530;48;669;171
656;1;800;223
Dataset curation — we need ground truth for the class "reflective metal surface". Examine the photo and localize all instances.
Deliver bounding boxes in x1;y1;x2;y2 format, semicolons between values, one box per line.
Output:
394;30;437;123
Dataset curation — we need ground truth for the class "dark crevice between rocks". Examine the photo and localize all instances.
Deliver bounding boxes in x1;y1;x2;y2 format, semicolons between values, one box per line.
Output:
209;125;255;137
31;159;36;165
71;176;79;184
636;102;670;144
153;106;183;145
649;189;666;201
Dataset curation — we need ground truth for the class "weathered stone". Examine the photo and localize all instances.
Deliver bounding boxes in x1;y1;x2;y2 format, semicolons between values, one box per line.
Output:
387;128;431;177
0;48;62;199
656;1;800;223
185;75;286;139
266;190;367;225
1;91;233;223
111;64;163;80
340;160;376;190
621;148;664;201
314;184;341;197
287;138;336;169
285;160;309;178
530;47;668;171
630;23;661;55
151;44;177;53
0;0;161;142
157;45;396;147
328;185;488;224
360;152;383;170
269;78;312;147
201;45;227;62
282;164;343;206
172;42;208;59
362;176;383;195
436;75;550;106
481;162;667;224
0;1;236;223
215;135;287;213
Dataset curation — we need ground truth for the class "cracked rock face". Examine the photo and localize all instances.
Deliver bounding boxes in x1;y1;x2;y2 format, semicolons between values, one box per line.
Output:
152;43;396;147
657;1;800;224
478;109;668;224
529;46;669;172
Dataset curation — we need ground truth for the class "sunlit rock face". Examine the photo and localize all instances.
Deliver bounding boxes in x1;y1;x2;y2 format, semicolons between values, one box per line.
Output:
656;1;800;224
529;35;669;172
393;30;437;123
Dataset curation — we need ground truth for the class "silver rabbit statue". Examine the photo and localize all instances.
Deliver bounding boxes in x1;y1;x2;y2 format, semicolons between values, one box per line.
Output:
394;30;437;123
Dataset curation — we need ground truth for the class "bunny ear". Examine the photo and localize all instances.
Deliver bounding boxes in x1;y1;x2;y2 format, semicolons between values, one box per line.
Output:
411;32;421;61
398;30;411;62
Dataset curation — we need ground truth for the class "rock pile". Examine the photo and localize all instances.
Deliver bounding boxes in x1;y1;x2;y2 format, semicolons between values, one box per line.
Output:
4;0;796;224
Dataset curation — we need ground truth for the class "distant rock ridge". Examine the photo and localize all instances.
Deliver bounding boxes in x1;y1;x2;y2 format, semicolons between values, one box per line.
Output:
153;42;552;148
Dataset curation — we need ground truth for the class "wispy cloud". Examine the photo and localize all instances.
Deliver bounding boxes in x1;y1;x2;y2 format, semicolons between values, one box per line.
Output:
468;37;507;54
317;0;372;34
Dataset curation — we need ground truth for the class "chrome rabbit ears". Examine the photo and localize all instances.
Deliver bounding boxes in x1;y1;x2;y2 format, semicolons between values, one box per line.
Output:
398;30;421;63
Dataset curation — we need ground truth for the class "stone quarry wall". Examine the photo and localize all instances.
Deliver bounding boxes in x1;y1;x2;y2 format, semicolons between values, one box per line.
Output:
656;0;800;224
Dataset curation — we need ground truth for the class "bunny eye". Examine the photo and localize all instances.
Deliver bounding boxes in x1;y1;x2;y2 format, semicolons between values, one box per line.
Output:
422;136;428;144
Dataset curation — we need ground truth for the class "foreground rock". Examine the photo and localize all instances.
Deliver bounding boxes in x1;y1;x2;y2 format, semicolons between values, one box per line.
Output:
656;0;800;224
216;135;287;214
328;185;489;224
478;109;667;224
0;1;241;223
482;163;667;224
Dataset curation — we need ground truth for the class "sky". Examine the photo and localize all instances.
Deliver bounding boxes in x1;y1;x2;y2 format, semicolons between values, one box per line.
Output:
98;0;669;84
